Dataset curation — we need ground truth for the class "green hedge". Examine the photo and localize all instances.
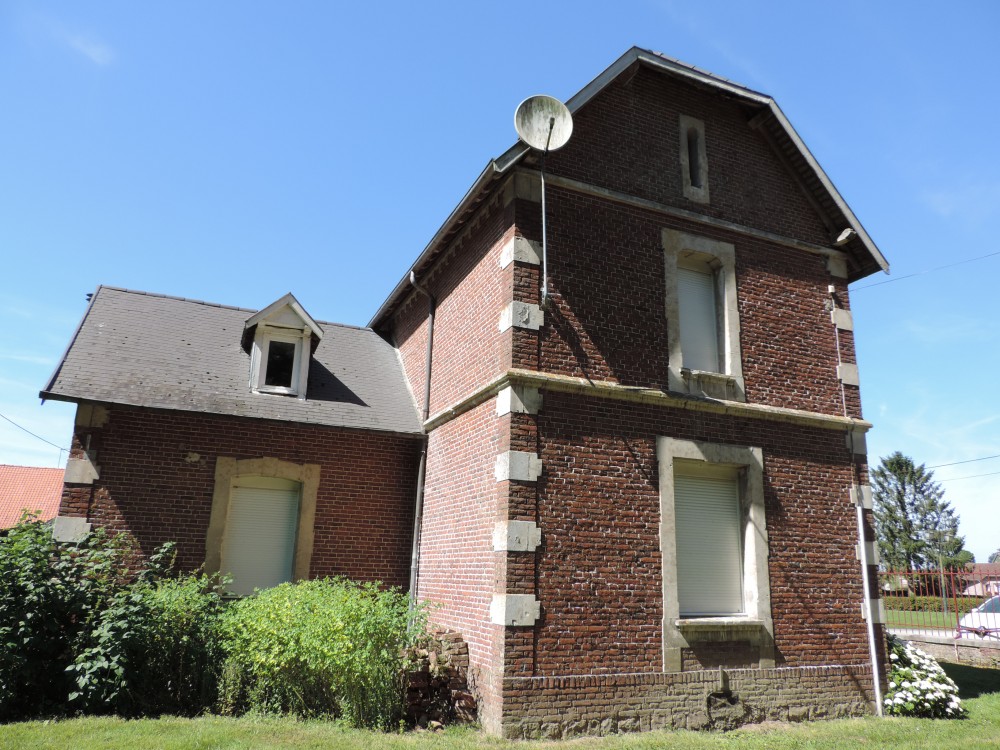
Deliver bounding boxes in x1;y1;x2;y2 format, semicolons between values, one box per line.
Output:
217;578;422;729
882;594;982;614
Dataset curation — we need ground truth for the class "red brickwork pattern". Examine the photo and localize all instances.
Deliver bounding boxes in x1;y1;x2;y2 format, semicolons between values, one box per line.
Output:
392;198;515;418
521;190;862;418
59;403;421;587
542;67;831;247
531;391;870;675
417;400;504;730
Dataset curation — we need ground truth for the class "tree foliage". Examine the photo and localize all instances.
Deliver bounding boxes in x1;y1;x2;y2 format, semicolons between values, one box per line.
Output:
872;452;967;571
989;548;1000;564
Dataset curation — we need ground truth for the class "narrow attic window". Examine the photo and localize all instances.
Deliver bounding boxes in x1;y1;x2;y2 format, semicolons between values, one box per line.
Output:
244;293;323;400
686;128;702;188
679;115;709;204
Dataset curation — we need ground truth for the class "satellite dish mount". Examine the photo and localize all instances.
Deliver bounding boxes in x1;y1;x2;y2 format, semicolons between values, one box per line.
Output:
514;95;573;304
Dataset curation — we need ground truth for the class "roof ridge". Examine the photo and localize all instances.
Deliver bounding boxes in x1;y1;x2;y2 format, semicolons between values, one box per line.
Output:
99;286;258;314
0;465;64;472
640;48;769;98
97;286;376;332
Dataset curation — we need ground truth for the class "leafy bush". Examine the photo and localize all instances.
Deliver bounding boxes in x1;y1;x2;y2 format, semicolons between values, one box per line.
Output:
0;517;134;721
884;634;965;718
67;568;225;716
882;595;981;614
0;517;224;720
218;578;421;728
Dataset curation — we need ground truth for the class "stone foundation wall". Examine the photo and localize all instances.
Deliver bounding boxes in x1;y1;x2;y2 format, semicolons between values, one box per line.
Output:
501;664;875;739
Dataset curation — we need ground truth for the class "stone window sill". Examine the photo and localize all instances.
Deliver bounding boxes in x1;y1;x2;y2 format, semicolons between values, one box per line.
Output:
675;617;765;634
680;369;745;402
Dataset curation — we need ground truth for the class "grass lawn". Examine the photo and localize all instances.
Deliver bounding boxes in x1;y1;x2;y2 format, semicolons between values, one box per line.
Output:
884;608;961;631
2;664;999;750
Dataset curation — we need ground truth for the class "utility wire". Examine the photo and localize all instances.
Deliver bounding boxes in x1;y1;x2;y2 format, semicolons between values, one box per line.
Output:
852;250;1000;291
927;454;1000;469
936;469;1000;484
0;411;69;452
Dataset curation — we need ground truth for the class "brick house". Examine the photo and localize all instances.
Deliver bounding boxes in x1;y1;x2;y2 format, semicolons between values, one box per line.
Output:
42;48;889;736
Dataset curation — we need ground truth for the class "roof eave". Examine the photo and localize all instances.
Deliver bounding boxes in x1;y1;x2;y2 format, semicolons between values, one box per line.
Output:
368;159;504;328
40;285;102;403
766;101;889;278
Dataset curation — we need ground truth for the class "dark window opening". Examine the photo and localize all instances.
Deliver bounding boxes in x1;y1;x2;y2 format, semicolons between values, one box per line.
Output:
264;341;296;388
687;127;702;188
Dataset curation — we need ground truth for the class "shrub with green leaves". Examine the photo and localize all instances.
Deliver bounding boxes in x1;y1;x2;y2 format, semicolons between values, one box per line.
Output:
0;517;133;721
218;578;421;729
0;517;225;720
884;634;965;718
67;570;226;716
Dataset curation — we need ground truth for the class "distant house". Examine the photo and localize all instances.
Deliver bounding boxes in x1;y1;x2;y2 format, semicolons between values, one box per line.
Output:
42;48;890;737
0;465;64;529
964;564;1000;598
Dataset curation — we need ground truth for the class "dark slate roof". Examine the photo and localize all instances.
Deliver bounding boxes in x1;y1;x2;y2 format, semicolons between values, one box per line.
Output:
42;287;423;436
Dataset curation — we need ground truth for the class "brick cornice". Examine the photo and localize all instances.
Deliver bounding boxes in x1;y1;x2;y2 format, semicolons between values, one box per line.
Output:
423;368;873;435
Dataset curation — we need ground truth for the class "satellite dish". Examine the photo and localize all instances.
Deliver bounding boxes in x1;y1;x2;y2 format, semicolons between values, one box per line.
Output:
514;95;573;152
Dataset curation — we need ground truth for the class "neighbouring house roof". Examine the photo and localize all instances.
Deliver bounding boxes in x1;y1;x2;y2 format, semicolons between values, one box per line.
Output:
969;563;1000;577
41;286;423;436
0;465;63;528
370;46;889;328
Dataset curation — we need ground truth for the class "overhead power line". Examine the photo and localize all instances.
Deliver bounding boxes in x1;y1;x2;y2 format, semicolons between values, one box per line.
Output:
937;469;1000;484
852;249;1000;291
0;411;69;453
927;454;1000;470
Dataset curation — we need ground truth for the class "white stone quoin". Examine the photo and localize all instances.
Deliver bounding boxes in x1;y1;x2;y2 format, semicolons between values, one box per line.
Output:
831;308;854;331
498;236;541;269
490;594;541;626
495;451;542;482
493;520;542;552
498;301;544;332
837;363;860;386
496;385;542;416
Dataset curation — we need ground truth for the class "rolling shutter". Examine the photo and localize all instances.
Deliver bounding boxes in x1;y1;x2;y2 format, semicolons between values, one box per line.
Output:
677;266;719;372
674;468;743;616
221;479;300;596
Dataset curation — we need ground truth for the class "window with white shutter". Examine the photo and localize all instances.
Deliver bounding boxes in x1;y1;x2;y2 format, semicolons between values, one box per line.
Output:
674;463;743;616
220;476;301;596
677;265;720;373
663;229;745;401
656;437;774;672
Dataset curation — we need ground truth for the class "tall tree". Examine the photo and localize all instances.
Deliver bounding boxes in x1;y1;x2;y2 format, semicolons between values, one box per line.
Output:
871;452;967;571
989;549;1000;564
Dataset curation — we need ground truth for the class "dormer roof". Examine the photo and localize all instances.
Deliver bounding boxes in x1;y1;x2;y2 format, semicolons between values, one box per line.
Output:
244;292;324;339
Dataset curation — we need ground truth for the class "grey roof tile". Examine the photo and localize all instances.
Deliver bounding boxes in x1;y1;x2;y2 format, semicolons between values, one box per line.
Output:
43;287;423;435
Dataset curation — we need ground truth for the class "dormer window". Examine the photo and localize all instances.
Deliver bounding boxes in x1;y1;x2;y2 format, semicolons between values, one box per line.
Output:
244;293;323;400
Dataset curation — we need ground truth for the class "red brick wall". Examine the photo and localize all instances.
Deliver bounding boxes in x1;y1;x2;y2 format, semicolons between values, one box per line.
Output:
59;403;421;588
529;391;870;674
416;399;505;730
543;66;830;247
517;190;862;418
392;197;516;418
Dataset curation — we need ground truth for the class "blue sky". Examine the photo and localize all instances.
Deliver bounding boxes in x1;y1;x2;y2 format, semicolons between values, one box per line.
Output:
1;1;997;562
